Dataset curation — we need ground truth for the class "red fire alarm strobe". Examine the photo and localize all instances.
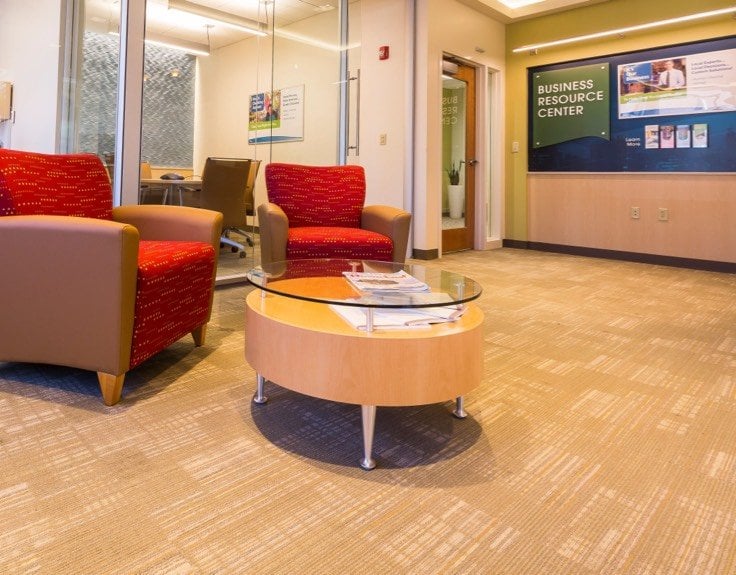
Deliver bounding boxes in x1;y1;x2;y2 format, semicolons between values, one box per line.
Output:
378;45;389;60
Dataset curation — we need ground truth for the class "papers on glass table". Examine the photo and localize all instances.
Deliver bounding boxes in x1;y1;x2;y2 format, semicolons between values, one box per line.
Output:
330;302;466;331
337;270;465;331
343;270;430;293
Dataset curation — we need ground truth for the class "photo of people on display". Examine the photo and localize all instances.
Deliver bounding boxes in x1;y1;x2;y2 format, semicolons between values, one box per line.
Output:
657;59;686;90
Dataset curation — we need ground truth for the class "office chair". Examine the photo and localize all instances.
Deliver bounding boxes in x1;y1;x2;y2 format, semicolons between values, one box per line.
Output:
102;152;115;182
198;157;261;258
139;161;167;204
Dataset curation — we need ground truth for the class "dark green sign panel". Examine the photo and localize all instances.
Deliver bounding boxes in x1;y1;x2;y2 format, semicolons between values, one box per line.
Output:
532;63;610;148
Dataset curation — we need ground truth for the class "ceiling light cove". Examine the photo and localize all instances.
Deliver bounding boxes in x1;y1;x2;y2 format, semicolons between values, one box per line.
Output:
167;0;267;37
513;7;736;53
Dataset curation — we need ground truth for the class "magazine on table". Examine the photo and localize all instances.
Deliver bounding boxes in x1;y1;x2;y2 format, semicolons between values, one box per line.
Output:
330;302;465;331
342;270;430;292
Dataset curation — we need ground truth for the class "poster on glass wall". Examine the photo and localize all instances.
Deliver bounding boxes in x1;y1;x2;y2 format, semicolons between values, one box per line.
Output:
248;85;304;144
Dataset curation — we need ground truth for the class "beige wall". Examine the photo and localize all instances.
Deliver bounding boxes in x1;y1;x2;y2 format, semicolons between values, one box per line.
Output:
0;0;64;152
357;0;413;210
415;0;506;254
506;0;736;263
195;9;345;211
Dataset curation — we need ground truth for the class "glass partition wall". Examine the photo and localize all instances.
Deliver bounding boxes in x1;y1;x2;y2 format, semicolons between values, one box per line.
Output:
57;0;360;283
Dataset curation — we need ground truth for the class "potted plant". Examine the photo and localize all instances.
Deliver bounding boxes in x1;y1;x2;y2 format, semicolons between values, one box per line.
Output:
447;161;464;185
446;161;464;219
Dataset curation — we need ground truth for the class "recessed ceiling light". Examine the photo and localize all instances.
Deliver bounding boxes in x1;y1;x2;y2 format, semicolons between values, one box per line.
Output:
497;0;546;8
297;0;335;12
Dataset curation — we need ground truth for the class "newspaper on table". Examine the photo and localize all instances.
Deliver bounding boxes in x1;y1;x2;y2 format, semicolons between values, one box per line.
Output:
330;301;465;331
342;270;430;293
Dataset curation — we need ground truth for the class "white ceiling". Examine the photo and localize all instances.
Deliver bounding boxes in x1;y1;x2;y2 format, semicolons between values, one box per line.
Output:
456;0;610;23
85;0;609;53
85;0;342;52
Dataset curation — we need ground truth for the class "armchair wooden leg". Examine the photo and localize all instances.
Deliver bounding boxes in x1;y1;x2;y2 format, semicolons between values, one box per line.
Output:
191;324;207;346
97;372;125;406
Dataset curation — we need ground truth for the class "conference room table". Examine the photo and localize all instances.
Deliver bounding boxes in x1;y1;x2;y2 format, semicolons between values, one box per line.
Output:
140;177;202;205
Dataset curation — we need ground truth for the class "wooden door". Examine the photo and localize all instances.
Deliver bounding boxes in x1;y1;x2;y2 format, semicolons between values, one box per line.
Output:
441;61;476;253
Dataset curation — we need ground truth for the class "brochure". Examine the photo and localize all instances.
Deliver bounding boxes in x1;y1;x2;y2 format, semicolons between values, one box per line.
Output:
330;303;465;331
342;270;430;292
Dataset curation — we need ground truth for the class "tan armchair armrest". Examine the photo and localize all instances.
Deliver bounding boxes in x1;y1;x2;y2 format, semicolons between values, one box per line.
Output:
113;205;223;252
361;205;412;263
257;202;289;266
0;215;139;376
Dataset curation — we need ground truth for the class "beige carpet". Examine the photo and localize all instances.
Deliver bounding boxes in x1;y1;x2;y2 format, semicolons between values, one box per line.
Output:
1;248;735;574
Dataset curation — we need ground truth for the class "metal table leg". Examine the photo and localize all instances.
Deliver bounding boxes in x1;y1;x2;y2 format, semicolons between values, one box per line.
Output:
453;396;467;418
253;373;269;404
360;404;377;470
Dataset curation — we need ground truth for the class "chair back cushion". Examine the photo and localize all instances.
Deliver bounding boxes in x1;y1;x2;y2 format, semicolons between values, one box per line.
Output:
265;163;365;228
199;157;259;227
0;149;113;219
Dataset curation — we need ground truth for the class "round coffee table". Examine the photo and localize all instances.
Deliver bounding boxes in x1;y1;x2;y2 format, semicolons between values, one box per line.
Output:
245;259;484;469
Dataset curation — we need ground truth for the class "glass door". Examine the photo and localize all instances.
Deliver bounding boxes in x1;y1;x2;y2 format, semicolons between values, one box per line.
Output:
268;1;356;166
63;0;359;281
62;0;121;177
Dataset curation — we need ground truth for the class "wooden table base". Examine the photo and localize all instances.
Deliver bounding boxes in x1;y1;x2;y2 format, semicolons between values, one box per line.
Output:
245;288;484;468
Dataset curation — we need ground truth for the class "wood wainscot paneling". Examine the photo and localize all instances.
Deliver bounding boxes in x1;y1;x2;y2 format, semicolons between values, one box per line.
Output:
527;173;736;265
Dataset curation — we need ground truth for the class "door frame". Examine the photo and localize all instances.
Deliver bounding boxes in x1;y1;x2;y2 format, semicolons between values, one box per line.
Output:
436;56;505;257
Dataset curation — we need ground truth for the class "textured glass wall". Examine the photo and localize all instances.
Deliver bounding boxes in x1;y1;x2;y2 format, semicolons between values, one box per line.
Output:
79;32;195;167
78;33;119;160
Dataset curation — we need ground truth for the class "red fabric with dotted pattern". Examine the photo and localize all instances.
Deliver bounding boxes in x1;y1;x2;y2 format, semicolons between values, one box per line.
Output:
265;163;394;262
0;149;216;371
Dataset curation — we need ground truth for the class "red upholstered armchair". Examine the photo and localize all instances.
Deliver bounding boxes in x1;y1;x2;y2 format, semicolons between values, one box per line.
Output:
258;163;411;265
0;149;223;405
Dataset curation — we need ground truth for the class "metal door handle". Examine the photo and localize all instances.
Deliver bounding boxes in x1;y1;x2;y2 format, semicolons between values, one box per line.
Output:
466;159;479;166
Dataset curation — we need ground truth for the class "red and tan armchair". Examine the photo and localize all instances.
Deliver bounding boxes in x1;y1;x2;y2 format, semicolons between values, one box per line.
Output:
0;149;223;405
258;163;411;266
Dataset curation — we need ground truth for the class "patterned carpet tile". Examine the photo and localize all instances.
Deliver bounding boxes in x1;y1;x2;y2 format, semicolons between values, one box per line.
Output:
0;249;735;574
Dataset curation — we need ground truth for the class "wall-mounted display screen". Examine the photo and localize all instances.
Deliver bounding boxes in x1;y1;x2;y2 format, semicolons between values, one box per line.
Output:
528;36;736;172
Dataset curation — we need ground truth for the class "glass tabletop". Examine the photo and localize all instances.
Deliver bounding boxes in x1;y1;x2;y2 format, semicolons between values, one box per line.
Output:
246;259;482;309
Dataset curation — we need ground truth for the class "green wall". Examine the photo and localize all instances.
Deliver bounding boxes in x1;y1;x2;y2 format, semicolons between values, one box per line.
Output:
504;0;735;241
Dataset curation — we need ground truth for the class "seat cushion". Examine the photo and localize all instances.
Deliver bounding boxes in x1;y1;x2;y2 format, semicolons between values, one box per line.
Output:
265;163;365;228
130;240;216;368
0;149;113;219
287;227;393;261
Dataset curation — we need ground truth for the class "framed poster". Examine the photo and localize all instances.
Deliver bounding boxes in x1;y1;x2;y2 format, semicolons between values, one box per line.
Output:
248;85;304;144
529;36;736;172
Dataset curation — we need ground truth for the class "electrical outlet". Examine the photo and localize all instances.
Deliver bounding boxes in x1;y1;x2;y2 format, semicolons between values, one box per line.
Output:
658;207;669;222
630;206;640;219
379;133;387;146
